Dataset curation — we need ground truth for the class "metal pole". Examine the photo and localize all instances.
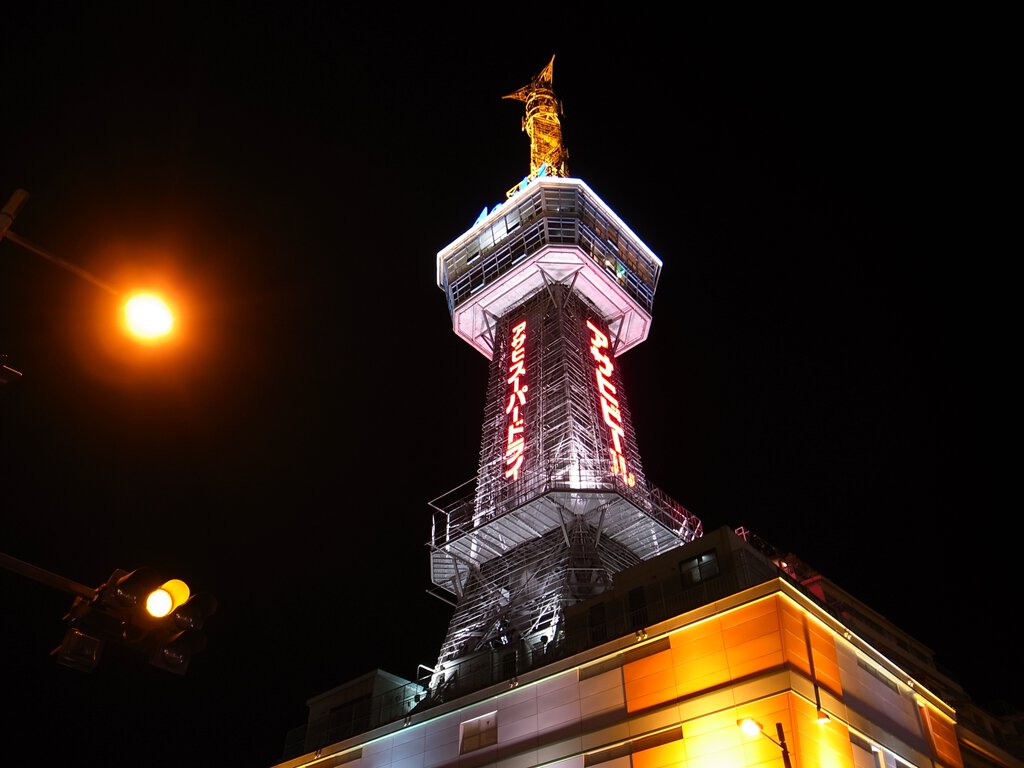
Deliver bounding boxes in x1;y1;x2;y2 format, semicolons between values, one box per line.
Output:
1;188;120;295
1;188;30;238
0;551;97;599
2;230;120;295
1;354;22;384
803;613;825;717
776;721;793;768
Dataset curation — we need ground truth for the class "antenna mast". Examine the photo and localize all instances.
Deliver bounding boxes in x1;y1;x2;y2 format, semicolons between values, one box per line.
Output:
503;55;569;190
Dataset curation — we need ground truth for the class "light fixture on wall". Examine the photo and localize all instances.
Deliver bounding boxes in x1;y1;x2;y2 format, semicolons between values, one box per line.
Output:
737;719;793;768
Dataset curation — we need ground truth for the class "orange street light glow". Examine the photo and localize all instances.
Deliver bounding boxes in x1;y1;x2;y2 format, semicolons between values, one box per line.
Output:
738;718;763;737
124;293;174;339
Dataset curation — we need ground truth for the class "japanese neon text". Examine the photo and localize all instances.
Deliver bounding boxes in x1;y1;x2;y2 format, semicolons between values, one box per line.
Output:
504;321;528;480
587;319;636;487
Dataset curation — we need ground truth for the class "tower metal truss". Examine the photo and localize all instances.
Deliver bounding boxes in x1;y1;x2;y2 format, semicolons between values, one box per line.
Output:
426;58;701;700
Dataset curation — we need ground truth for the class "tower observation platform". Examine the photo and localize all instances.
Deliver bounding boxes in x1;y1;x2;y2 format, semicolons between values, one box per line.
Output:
425;57;701;702
436;175;660;360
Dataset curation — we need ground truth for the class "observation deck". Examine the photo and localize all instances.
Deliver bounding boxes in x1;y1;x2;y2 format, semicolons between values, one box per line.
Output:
436;177;663;359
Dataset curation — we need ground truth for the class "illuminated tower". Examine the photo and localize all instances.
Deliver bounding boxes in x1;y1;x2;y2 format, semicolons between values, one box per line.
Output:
427;57;702;698
274;57;1013;768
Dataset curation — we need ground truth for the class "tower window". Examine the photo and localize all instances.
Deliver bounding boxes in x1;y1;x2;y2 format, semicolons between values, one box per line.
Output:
679;550;719;586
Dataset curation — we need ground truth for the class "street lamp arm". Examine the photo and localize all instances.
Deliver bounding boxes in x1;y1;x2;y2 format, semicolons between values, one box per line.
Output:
2;187;119;295
759;732;784;749
2;229;120;296
0;551;97;599
3;187;178;345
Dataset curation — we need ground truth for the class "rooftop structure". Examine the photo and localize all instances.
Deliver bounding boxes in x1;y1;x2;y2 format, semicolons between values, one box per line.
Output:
277;526;1024;767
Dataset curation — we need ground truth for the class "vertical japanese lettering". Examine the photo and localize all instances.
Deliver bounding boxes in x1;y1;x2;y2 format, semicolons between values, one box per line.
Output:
587;319;636;487
504;321;528;480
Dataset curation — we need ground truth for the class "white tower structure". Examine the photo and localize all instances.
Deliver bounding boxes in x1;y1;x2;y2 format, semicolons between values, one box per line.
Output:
426;57;702;702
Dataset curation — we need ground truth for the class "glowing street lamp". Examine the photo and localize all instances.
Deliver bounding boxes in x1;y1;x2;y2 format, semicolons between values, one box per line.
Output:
738;719;793;768
1;188;176;345
123;292;175;340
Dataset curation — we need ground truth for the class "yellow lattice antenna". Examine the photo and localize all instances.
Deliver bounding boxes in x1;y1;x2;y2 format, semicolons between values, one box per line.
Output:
503;55;569;195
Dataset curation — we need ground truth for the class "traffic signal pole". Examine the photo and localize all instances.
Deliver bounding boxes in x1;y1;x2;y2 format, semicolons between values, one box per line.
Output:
0;551;96;599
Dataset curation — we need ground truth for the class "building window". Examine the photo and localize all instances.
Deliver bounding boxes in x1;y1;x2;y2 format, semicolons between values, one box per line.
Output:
849;733;884;768
679;550;719;586
460;711;497;754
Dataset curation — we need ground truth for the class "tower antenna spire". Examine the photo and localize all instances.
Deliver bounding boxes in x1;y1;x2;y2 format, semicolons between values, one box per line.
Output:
503;55;569;190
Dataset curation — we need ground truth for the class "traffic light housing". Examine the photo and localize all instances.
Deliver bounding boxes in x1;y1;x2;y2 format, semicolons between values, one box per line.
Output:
54;567;216;674
148;591;218;674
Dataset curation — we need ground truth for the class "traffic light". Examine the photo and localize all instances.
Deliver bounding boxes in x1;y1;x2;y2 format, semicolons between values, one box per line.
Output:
54;566;216;674
101;567;164;616
53;591;126;673
148;591;218;674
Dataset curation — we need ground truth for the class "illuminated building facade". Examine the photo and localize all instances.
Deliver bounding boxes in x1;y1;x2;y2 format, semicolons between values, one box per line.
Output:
272;60;1023;768
276;525;1023;767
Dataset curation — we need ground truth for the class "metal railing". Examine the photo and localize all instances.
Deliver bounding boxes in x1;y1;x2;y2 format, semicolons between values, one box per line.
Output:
281;548;777;760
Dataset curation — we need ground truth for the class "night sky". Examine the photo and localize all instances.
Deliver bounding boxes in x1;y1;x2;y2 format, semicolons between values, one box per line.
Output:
0;7;1011;767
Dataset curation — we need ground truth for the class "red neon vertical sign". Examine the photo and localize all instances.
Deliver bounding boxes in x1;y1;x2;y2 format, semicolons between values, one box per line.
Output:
587;319;636;487
504;320;528;480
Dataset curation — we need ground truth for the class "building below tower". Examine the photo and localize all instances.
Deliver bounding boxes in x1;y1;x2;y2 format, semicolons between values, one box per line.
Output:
272;525;1024;768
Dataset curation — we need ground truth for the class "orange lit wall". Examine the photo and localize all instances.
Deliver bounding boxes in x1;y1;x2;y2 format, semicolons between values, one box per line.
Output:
619;594;962;767
624;595;791;711
920;703;964;768
623;692;858;768
620;596;856;766
619;595;866;712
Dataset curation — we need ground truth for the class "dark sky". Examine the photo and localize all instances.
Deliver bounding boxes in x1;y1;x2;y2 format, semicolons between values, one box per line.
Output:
0;6;1011;767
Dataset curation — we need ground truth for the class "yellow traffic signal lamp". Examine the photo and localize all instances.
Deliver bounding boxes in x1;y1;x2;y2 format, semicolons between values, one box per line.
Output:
144;578;190;618
54;567;215;674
